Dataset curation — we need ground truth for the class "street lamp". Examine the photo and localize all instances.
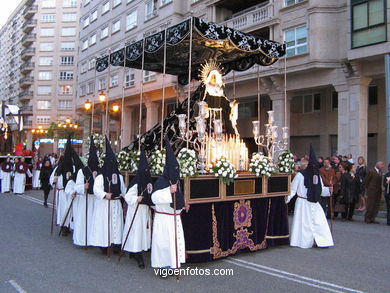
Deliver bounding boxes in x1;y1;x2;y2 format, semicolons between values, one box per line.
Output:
99;91;106;103
112;104;119;113
84;99;92;111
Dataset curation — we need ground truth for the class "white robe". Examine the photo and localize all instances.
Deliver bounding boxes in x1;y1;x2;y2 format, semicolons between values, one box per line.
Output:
1;169;11;193
90;174;126;247
122;184;151;253
73;169;95;246
50;168;70;226
287;172;334;248
32;167;41;188
13;166;32;194
65;179;77;231
151;186;185;269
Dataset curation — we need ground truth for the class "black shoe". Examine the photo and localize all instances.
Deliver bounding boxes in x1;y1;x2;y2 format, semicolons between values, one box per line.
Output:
100;247;108;255
43;203;48;208
61;227;70;236
133;253;145;269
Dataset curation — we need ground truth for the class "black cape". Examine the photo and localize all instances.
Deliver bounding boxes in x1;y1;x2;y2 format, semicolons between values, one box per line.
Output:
300;144;322;203
101;136;121;198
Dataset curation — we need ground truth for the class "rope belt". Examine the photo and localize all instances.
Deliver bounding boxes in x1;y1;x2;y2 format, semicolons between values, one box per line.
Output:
155;210;181;216
57;188;64;190
297;196;307;200
108;197;121;201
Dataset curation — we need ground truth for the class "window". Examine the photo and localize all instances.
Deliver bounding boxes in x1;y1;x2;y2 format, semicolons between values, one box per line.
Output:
145;0;157;20
60;56;74;65
88;58;96;70
125;70;135;87
161;0;172;5
83;17;90;28
82;39;89;50
102;1;110;14
42;14;56;22
351;0;386;48
37;101;51;109
41;28;55;37
98;78;107;90
63;0;78;7
110;74;119;87
37;116;51;124
285;0;304;7
59;100;72;109
62;27;76;37
39;56;53;66
80;84;86;96
291;94;321;113
143;70;156;82
60;71;74;80
331;91;338;111
81;62;87;73
61;41;75;51
87;82;95;94
37;86;52;95
88;34;96;46
284;25;307;57
101;26;109;39
59;85;73;94
90;10;98;22
238;101;258;118
126;10;137;30
368;85;378;105
63;13;77;22
112;20;121;33
113;0;121;7
40;42;54;51
42;0;56;8
39;71;52;80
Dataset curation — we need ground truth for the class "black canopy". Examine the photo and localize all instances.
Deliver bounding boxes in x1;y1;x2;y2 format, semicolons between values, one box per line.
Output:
95;17;285;85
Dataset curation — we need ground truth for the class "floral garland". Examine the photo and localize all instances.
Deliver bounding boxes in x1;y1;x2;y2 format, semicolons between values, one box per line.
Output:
150;149;166;175
249;152;276;177
178;148;197;178
86;133;105;152
278;151;295;174
209;157;238;186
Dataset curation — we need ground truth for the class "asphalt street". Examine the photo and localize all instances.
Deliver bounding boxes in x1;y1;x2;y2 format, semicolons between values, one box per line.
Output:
0;190;389;293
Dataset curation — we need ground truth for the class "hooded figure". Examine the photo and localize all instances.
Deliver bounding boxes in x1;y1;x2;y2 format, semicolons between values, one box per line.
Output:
40;157;53;207
151;139;186;270
90;136;127;249
1;157;13;193
122;146;152;268
286;145;333;248
13;157;32;194
73;136;100;246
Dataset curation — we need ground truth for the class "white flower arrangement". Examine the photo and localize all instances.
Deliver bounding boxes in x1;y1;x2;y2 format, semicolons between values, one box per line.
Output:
249;152;276;178
98;152;105;168
177;148;198;178
209;157;238;186
278;151;295;174
86;133;105;152
150;149;166;175
128;150;140;173
116;149;131;171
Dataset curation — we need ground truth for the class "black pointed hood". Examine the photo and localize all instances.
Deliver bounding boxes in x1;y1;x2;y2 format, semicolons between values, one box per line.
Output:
83;136;100;194
154;139;184;210
128;146;153;206
101;136;121;198
300;144;322;203
61;137;75;187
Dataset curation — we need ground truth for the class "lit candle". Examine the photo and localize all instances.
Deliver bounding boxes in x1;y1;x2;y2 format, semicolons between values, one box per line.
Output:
272;126;278;139
282;126;289;140
252;121;260;138
267;110;274;124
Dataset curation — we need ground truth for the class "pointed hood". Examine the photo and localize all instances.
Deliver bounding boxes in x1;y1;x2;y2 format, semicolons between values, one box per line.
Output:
300;144;322;203
154;139;184;210
61;137;75;187
101;136;121;198
128;146;153;206
83;135;101;194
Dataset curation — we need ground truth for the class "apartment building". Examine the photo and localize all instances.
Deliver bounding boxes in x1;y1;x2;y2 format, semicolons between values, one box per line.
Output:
77;0;389;165
0;0;81;152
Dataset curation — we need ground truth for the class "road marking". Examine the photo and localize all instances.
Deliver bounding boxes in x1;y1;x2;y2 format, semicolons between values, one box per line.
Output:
224;258;364;293
15;194;53;208
6;280;28;293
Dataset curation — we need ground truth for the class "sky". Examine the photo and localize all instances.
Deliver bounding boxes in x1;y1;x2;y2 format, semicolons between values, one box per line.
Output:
0;1;24;28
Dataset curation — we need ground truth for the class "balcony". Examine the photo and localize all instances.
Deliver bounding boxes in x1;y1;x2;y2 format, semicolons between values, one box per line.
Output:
19;91;34;101
23;5;38;19
20;105;33;114
21;33;36;47
19;76;34;88
20;62;35;73
22;19;37;33
220;3;273;32
21;48;35;60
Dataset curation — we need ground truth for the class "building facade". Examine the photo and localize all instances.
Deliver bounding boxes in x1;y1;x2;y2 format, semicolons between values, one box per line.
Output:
77;0;390;166
0;0;81;153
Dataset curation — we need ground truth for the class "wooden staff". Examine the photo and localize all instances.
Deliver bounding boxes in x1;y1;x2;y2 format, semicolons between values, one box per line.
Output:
58;196;75;236
50;182;57;235
107;178;112;258
329;176;334;233
85;176;91;249
173;190;179;282
118;202;140;263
